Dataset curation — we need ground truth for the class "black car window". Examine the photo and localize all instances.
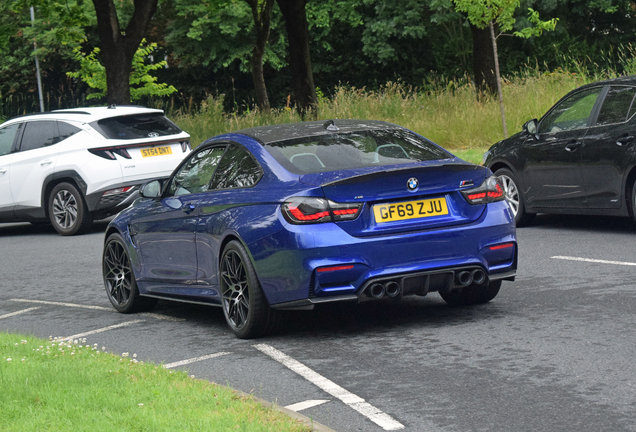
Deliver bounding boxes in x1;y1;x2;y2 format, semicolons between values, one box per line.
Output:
19;121;60;152
596;86;636;125
57;121;82;141
210;144;263;190
92;113;182;140
264;129;451;175
167;146;226;197
540;88;602;134
0;123;20;156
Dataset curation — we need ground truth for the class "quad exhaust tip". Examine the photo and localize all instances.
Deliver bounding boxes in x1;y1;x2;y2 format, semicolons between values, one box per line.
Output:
368;281;402;299
455;270;473;287
369;283;385;298
385;281;401;298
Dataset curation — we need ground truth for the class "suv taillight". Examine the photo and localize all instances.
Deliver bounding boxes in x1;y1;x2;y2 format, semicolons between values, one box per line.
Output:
282;197;362;224
461;176;505;204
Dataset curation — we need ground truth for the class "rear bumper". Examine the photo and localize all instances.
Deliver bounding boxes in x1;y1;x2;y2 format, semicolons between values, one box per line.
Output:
250;200;517;306
85;178;164;218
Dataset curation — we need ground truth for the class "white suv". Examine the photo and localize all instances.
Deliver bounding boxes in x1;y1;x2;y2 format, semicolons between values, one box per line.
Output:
0;106;190;235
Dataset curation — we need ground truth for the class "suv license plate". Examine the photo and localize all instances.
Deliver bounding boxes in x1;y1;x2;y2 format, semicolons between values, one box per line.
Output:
141;146;173;157
373;197;448;223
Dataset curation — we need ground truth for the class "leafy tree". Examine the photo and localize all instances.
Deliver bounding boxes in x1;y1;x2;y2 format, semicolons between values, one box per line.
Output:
91;0;159;105
165;0;287;110
67;39;177;102
453;0;557;137
276;0;317;115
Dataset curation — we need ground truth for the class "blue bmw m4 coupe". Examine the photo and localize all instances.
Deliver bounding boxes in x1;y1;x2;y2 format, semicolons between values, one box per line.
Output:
102;120;517;338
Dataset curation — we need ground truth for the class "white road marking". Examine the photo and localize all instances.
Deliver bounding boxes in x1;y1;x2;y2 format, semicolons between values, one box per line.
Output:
9;299;184;321
9;299;111;311
284;399;330;412
0;307;40;320
139;312;186;322
551;256;636;267
163;352;232;369
60;320;145;341
254;344;404;431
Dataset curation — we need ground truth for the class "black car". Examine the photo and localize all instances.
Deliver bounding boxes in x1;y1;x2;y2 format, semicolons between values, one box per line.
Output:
484;76;636;226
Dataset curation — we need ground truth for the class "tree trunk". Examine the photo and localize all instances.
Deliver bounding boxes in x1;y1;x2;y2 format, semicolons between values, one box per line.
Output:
275;0;317;116
92;0;158;105
470;23;497;97
246;0;275;111
489;21;508;138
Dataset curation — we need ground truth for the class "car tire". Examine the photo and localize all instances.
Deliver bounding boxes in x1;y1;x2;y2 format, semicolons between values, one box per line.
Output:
220;240;278;339
439;280;502;306
103;233;158;313
494;168;535;227
48;182;93;235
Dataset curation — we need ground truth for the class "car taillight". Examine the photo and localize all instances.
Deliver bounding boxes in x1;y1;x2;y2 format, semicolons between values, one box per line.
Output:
461;176;505;205
88;148;117;160
103;186;135;197
282;197;362;224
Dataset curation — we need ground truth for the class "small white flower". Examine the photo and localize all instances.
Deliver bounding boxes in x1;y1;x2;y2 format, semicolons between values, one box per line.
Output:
133;354;137;358
7;358;12;362
138;403;144;406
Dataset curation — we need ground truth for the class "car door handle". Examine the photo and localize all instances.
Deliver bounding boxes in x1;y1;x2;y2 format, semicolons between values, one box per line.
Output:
616;135;634;146
0;168;6;174
182;204;196;214
40;159;53;166
565;141;582;152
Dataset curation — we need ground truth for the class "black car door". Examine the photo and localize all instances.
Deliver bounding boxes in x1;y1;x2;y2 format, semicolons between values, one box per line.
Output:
581;85;636;209
132;145;226;291
521;86;604;209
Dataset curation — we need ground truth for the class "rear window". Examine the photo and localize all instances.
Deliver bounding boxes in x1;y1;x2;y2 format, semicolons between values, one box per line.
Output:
91;113;182;140
263;129;451;174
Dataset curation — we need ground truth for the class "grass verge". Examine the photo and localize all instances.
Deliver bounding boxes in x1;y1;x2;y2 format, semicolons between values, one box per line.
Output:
170;68;596;154
0;332;310;432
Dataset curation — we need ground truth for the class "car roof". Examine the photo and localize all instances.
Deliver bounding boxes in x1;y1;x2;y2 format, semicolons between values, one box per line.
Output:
3;105;165;124
573;75;636;91
232;119;401;145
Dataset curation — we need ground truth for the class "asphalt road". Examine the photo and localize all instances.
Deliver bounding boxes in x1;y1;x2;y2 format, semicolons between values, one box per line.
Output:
1;214;636;431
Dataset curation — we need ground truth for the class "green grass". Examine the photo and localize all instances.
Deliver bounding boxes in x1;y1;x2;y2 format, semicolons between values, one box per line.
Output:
170;68;597;154
0;333;310;432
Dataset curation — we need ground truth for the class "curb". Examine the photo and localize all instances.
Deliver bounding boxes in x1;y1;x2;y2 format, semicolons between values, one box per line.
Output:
237;390;337;432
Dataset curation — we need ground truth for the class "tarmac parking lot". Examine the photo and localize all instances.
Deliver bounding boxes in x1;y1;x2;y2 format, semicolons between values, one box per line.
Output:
2;214;636;431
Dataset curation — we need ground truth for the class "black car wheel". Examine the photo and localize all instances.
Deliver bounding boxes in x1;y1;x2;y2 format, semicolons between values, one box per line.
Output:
495;168;535;227
48;182;93;235
439;280;502;306
103;233;157;313
220;240;278;339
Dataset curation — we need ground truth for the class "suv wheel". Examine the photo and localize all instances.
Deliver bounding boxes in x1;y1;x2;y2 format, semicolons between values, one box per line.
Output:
48;182;93;235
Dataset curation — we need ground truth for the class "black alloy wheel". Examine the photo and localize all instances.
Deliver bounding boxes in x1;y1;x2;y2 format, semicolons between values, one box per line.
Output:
494;168;535;227
220;240;277;339
48;182;93;235
103;233;157;313
439;280;502;306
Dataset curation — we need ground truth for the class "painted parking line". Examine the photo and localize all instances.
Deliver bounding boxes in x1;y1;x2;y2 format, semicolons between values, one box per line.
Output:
60;320;145;341
285;399;330;412
551;256;636;266
10;298;111;311
254;344;404;431
0;307;40;320
163;352;232;369
9;299;184;321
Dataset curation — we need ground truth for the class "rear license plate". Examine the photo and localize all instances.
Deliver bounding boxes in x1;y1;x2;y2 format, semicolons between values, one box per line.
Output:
141;146;172;157
373;197;449;223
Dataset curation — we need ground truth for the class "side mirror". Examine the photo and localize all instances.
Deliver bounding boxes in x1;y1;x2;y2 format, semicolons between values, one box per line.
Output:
523;119;539;138
140;180;162;198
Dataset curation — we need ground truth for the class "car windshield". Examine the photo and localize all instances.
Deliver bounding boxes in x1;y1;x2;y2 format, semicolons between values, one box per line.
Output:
92;113;182;140
263;129;451;174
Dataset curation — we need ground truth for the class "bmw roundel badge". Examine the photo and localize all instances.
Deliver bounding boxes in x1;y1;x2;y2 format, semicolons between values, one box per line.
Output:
407;177;419;191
